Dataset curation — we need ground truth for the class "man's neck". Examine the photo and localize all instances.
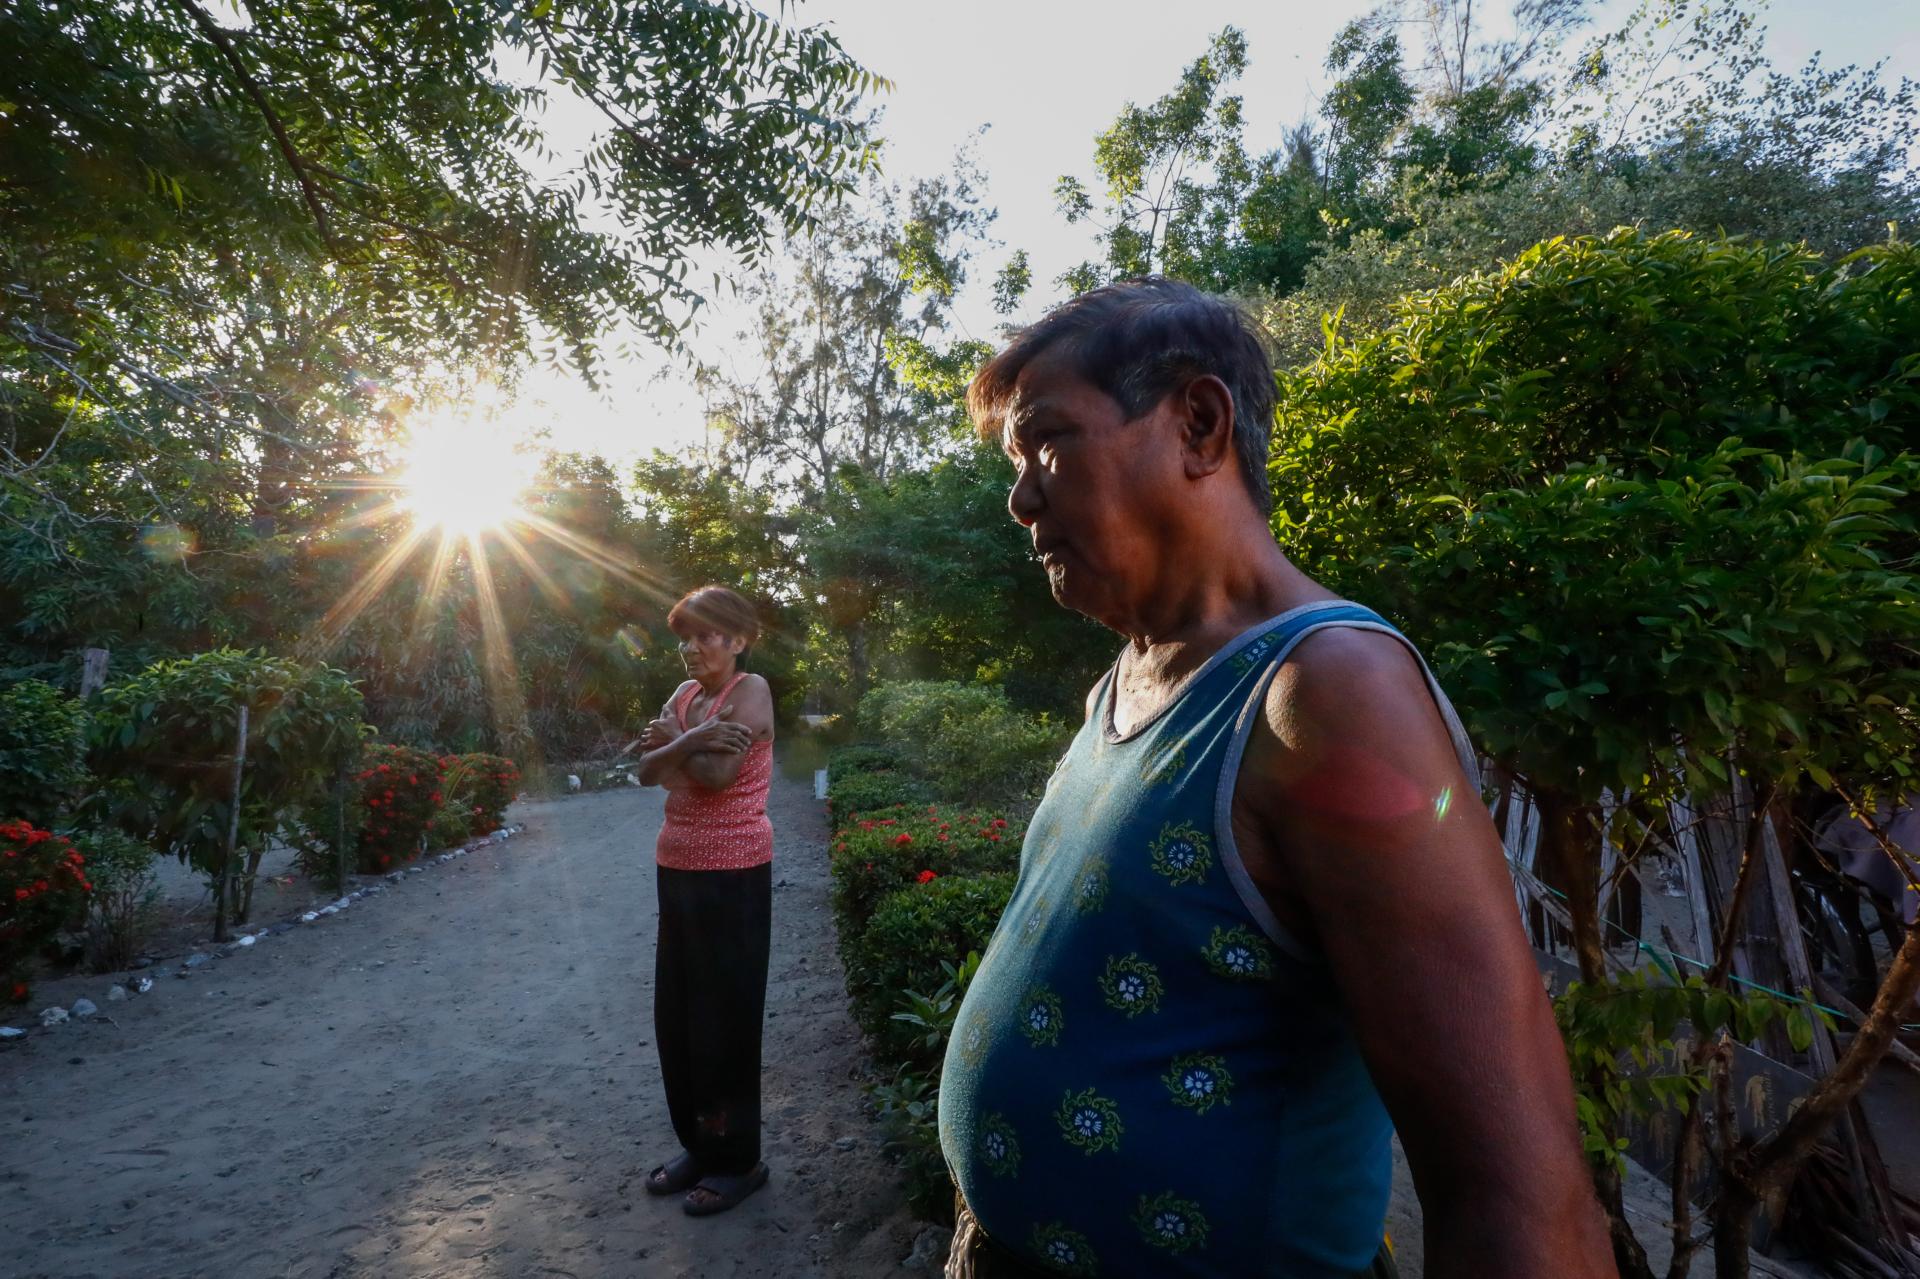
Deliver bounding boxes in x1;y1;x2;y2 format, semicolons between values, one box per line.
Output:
1110;531;1328;681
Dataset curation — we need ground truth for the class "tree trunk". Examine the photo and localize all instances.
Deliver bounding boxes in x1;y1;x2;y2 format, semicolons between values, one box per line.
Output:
235;845;266;924
213;705;249;944
1711;1181;1759;1279
1729;922;1920;1252
1595;1156;1656;1279
1535;789;1608;983
846;619;870;703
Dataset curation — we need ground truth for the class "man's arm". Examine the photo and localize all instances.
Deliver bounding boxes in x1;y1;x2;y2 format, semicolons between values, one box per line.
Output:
1239;628;1615;1279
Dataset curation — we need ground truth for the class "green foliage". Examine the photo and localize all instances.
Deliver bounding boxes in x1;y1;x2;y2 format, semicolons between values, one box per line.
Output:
800;447;1112;715
442;752;519;837
826;771;929;822
0;820;91;1004
827;743;901;778
859;679;1070;804
87;650;366;881
843;871;1014;1061
828;804;1021;942
1275;230;1920;811
870;950;983;1220
0;680;89;827
351;744;445;872
70;828;159;974
1554;970;1831;1174
427;800;479;851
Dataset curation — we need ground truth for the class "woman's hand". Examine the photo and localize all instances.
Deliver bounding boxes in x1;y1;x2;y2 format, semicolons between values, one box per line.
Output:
640;714;680;751
683;705;753;755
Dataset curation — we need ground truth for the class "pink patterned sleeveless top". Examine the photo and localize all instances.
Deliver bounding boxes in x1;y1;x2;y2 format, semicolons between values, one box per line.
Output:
655;673;774;871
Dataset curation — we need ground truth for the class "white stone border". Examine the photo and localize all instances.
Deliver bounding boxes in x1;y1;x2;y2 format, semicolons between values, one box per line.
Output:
1;823;528;1040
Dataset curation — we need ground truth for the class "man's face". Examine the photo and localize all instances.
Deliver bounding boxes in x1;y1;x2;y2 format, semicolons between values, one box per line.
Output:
999;348;1178;625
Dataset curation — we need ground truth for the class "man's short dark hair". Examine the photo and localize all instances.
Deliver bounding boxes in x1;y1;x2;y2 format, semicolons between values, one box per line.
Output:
968;276;1276;514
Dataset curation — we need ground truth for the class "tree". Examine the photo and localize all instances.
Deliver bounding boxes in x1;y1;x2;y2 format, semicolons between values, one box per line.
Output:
1;2;879;762
696;154;994;505
1274;228;1920;1275
1258;0;1920;366
800;447;1111;711
87;650;365;939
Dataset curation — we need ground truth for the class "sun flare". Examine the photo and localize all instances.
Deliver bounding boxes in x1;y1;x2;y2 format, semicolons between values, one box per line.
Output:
398;411;534;536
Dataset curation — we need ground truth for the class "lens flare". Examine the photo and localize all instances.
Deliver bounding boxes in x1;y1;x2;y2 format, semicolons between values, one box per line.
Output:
398;412;534;535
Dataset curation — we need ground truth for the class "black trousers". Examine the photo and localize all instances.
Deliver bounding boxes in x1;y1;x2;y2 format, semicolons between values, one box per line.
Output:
654;862;773;1175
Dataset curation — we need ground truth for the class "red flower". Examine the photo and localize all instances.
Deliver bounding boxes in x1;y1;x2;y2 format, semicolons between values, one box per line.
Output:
858;821;875;832
991;819;1008;829
878;819;896;827
917;870;938;884
834;841;847;852
431;792;443;804
893;833;913;847
864;862;874;872
989;833;1002;842
377;764;390;773
938;835;950;843
938;823;950;831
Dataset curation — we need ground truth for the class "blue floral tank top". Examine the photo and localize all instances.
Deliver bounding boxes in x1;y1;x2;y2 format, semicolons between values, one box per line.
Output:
939;601;1480;1277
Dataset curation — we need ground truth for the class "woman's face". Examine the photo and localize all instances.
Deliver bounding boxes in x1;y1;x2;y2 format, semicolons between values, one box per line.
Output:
675;627;744;678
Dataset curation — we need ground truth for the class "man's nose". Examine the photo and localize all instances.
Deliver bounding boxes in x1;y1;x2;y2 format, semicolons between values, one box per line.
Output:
1007;465;1042;528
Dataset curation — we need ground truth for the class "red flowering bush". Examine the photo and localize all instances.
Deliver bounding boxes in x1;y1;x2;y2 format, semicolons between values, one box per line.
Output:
442;753;519;837
351;744;445;873
1;820;92;1004
827;804;1021;943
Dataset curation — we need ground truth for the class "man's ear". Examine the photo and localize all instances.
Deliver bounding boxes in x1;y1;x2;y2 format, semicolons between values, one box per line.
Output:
1178;375;1236;483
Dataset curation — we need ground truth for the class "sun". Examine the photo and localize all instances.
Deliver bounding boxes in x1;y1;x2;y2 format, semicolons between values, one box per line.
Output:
398;411;534;536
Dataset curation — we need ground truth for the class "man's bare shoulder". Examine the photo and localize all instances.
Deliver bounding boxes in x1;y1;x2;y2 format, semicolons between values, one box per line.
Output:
1247;624;1462;829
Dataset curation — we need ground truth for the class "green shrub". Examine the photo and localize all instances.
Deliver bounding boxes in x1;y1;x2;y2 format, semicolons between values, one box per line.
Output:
828;743;900;778
828;804;1020;942
87;650;365;930
72;828;158;973
428;799;478;849
1;820;92;1004
826;769;928;821
0;680;88;827
442;752;518;835
844;871;1014;1061
352;743;445;872
289;782;364;892
858;680;1067;803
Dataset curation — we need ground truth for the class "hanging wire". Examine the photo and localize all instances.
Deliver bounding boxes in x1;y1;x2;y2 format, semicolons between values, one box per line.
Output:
1511;854;1920;1034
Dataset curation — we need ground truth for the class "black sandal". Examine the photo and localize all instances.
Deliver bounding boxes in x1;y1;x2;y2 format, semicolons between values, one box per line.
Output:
683;1163;769;1216
645;1151;701;1196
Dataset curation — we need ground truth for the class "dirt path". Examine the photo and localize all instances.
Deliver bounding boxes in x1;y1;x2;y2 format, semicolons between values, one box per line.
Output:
0;770;926;1278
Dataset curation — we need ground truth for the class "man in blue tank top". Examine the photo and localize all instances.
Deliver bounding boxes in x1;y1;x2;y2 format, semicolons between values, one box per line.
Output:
938;278;1617;1278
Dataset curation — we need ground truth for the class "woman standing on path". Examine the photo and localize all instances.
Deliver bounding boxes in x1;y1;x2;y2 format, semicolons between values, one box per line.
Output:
635;585;777;1216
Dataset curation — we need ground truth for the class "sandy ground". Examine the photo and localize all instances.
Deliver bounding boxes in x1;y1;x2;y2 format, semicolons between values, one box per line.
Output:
0;773;927;1279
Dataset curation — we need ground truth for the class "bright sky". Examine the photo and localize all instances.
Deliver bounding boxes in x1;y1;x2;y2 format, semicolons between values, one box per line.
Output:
512;0;1920;469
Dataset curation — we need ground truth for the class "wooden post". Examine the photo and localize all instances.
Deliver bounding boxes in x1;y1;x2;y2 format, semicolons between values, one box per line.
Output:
79;648;109;698
214;704;248;944
334;759;351;891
